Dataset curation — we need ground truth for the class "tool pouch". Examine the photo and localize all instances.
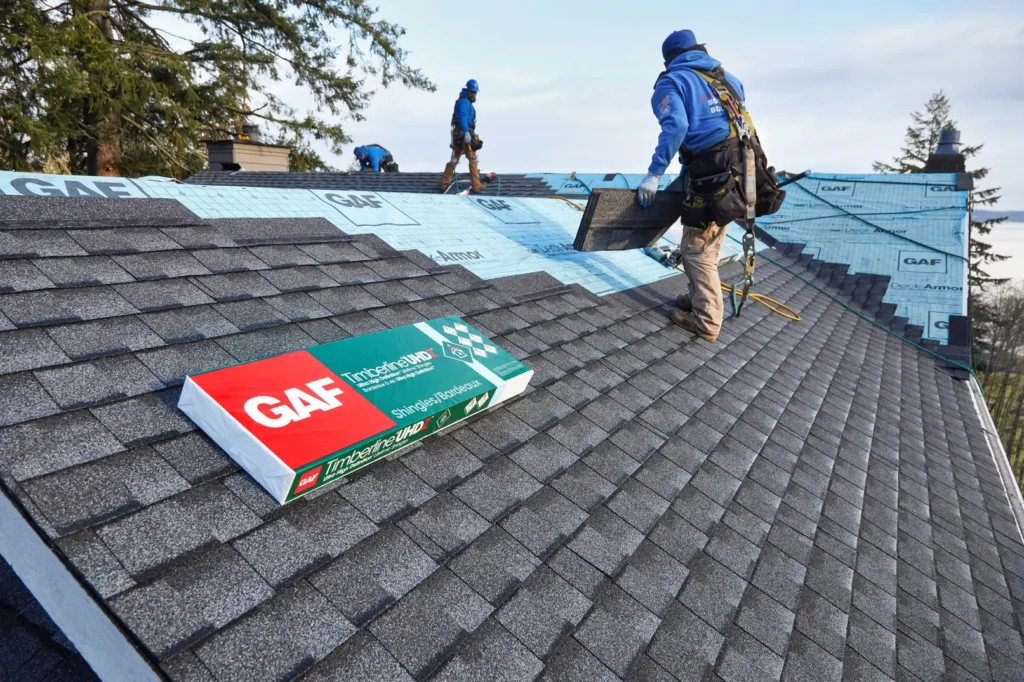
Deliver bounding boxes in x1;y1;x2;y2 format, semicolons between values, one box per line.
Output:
750;138;785;217
470;135;484;151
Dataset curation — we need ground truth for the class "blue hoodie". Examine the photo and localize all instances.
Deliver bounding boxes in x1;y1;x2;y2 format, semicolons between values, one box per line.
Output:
648;51;746;176
454;89;476;134
355;145;389;172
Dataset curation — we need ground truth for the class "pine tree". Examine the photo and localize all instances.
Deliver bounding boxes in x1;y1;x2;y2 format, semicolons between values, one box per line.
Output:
0;1;432;178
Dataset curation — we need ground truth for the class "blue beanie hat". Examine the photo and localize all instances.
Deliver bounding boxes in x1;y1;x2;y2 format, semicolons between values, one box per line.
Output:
662;30;702;60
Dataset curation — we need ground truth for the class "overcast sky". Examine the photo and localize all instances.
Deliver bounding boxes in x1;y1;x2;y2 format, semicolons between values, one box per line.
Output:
282;0;1023;208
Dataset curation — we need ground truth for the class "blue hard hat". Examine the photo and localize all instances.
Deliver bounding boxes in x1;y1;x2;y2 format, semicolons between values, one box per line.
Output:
466;79;480;93
662;30;702;60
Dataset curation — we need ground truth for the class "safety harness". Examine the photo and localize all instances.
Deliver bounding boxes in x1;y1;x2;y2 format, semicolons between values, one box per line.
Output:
676;67;785;316
696;70;758;314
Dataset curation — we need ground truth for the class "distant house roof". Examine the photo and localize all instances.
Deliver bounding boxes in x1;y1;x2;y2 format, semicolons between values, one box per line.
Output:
1;187;1023;682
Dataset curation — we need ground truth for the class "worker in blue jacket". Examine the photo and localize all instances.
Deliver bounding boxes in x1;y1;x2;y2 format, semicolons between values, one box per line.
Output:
637;30;781;343
354;144;398;173
440;80;485;193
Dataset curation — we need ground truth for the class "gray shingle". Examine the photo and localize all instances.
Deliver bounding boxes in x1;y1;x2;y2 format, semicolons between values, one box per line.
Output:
0;287;137;327
112;250;211;279
453;456;542;522
647;602;725;681
501;487;588;559
215;324;316;363
193;580;354;682
300;631;414;682
0;409;124;481
70;228;183;254
567;506;645;577
0;328;70;373
96;483;260;579
113;279;214;311
48;316;165;360
136;339;236;386
110;544;274;658
339;459;436;524
139;305;240;343
91;389;194;447
190;247;269;273
369;568;492;680
22;444;189;534
449;526;540;604
310;525;437;626
32;256;133;287
403;492;491;557
496;566;591;659
432;618;543;682
0;372;60;427
615;539;689;617
247;245;317;268
192;270;280;301
232;518;331;588
153;432;236;485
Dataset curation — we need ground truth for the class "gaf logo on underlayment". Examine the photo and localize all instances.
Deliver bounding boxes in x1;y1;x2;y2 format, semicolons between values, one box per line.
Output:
898;250;947;274
312;189;419;228
926;185;958;197
471;196;540;225
0;175;148;198
816;183;855;197
928;311;952;342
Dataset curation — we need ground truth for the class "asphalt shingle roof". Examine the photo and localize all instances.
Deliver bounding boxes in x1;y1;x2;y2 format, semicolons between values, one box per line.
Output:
184;171;566;197
0;195;1022;681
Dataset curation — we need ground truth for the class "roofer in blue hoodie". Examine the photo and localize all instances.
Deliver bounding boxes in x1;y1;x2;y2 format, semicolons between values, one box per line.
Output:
637;30;783;344
440;80;486;193
354;144;398;173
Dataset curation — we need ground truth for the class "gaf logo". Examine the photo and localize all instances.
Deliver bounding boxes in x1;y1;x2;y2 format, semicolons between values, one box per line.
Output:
477;199;513;211
817;183;854;196
324;193;382;209
190;350;397;469
471;196;540;225
312;189;418;227
244;378;344;428
293;465;323;494
899;250;948;274
927;311;952;342
0;176;146;198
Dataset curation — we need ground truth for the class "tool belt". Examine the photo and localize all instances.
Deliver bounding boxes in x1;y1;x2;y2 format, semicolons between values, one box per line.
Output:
470;135;483;151
678;137;785;229
674;67;785;229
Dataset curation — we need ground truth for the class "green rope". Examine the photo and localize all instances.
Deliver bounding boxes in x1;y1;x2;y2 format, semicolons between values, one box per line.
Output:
731;233;979;386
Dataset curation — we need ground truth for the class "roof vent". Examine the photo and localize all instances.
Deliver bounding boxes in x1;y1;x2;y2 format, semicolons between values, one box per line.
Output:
241;123;262;144
934;128;960;155
922;127;966;173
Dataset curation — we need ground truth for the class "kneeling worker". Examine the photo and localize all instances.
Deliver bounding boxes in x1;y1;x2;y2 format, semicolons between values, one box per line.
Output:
440;79;485;193
637;30;782;343
354;144;399;173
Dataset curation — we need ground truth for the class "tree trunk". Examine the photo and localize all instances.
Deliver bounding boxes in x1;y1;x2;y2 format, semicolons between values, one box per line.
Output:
81;0;121;176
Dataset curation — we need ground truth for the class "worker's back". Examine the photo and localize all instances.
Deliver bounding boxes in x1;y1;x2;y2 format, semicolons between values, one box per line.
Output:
653;50;746;158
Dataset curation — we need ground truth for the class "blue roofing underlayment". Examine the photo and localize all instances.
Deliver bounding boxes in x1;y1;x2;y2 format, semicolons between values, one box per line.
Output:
0;170;968;341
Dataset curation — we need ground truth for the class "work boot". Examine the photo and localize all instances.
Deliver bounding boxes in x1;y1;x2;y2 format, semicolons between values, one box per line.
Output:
440;162;457;192
675;294;693;312
668;309;717;343
468;160;486;193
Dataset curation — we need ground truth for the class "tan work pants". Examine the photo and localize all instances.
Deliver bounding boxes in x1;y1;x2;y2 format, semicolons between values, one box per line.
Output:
680;222;728;340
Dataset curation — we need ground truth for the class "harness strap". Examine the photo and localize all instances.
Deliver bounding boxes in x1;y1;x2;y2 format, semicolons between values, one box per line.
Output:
691;68;759;314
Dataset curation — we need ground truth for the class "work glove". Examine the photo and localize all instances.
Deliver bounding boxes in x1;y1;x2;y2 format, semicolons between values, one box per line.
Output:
637;173;662;208
463;131;472;146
